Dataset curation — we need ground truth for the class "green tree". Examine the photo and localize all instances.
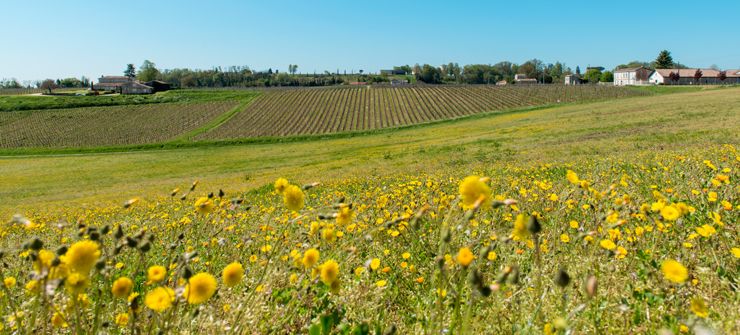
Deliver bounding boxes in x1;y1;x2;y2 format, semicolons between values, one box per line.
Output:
124;64;136;78
615;61;651;70
584;68;602;83
549;62;565;83
654;50;674;69
39;79;57;94
137;60;160;82
417;64;442;84
600;71;614;83
59;77;82;88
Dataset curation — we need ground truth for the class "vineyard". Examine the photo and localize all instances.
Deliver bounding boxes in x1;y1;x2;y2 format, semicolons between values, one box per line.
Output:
0;101;238;148
197;85;649;139
0;88;45;96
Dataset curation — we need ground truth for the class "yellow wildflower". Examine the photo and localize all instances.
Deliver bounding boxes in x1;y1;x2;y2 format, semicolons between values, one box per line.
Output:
661;259;688;284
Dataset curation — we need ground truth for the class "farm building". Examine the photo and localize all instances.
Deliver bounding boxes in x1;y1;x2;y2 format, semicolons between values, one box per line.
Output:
120;81;154;94
613;67;653;86
93;76;134;91
514;74;537;85
649;69;740;85
564;74;582;85
93;76;170;94
380;69;407;75
144;80;171;92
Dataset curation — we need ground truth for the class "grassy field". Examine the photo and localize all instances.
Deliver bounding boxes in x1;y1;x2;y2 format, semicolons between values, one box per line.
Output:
0;88;737;334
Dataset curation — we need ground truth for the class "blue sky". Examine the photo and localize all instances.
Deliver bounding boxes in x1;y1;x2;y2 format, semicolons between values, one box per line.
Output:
2;0;739;82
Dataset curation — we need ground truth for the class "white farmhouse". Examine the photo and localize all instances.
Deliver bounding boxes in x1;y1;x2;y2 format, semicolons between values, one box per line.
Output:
613;67;653;86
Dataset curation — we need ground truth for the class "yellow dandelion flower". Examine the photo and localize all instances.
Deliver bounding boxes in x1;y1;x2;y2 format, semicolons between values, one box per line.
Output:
111;277;133;298
3;277;16;288
370;258;381;271
569;220;579;229
696;224;716;238
194;197;216;214
302;249;320;269
458;176;491;209
51;312;67;328
616;246;627;259
690;296;709;318
457;247;475;267
322;228;336;242
65;272;89;293
145;287;174;312
115;313;129;326
147;265;167;283
566;170;580;185
487;251;497;261
560;233;570;243
661;259;688;284
34;249;55;273
375;280;387;288
336;206;354;225
222;262;244;287
599;239;616;251
61;240;100;275
319;260;340;286
274;178;289;194
660;205;680;221
732;247;740;258
283;185;305;211
185;272;217;304
511;214;530;241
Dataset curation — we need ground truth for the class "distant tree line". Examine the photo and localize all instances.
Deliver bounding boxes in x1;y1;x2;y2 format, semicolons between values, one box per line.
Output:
1;77;90;89
128;59;580;87
401;59;574;84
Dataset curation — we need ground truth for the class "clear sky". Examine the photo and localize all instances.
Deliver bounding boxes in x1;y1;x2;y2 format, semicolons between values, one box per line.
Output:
2;0;739;83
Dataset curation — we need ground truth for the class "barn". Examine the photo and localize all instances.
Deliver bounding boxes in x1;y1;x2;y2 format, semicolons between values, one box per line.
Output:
93;76;166;94
649;69;740;85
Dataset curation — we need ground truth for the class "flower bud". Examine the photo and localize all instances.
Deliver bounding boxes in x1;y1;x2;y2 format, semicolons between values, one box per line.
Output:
555;268;571;288
527;215;542;235
585;275;598;298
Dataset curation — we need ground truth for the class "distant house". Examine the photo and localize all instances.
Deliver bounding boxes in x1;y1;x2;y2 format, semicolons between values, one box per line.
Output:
390;79;409;86
94;76;133;91
613;67;653;86
514;74;537;85
564;74;581;85
649;68;740;85
93;76;168;94
495;80;508;86
380;69;407;75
